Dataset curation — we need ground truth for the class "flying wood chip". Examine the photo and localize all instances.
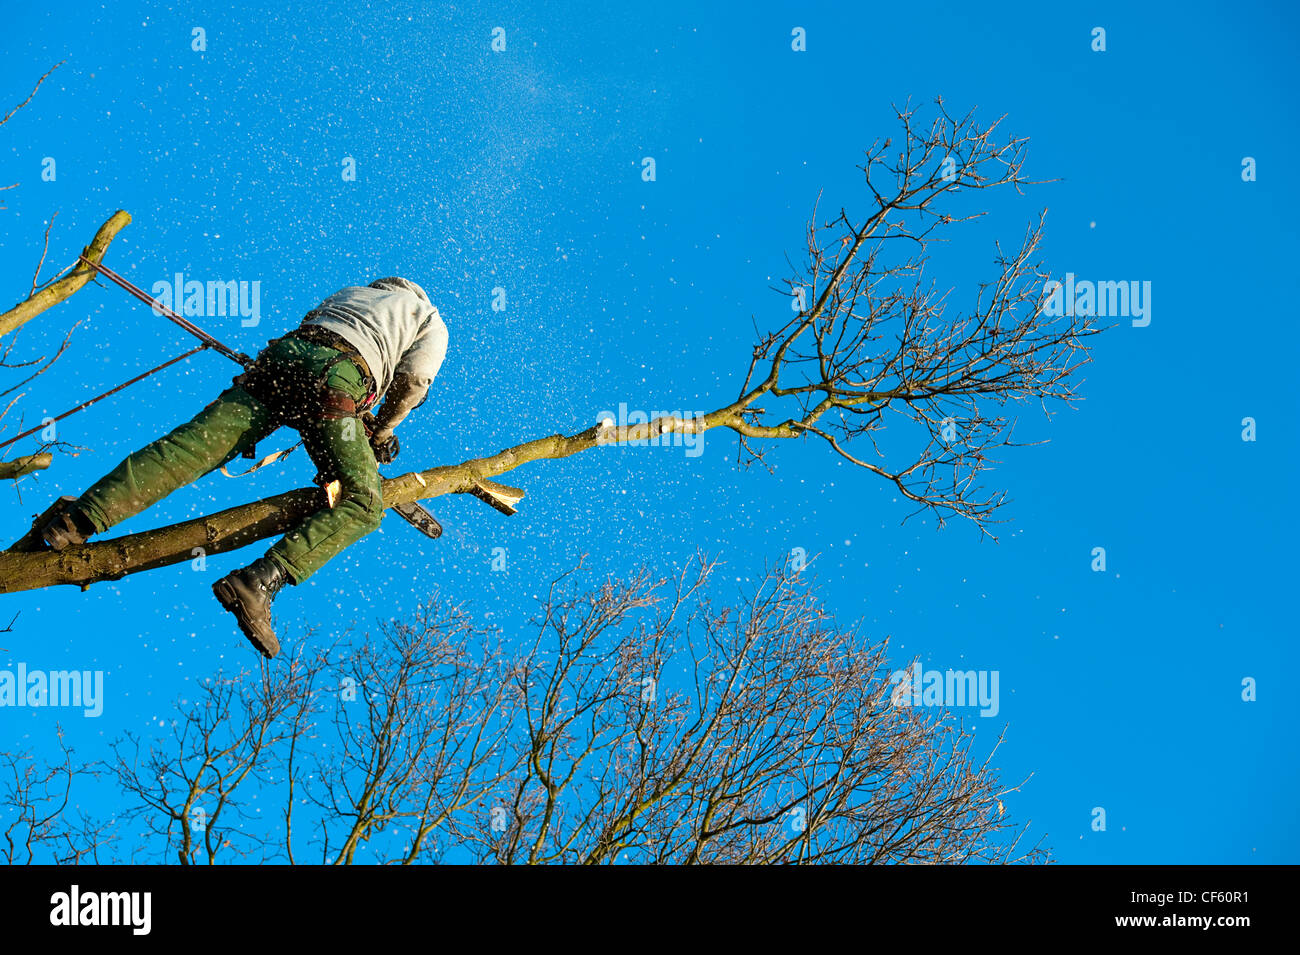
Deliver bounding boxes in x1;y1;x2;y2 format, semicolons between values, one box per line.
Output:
470;479;524;516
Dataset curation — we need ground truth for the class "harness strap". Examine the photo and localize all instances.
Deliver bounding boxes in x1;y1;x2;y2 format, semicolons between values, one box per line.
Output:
290;326;378;409
220;440;303;478
215;322;380;478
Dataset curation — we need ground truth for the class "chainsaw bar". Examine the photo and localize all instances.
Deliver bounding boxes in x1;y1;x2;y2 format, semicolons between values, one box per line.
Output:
391;500;442;539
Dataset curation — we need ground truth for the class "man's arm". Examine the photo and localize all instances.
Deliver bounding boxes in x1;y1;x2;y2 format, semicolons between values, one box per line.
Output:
369;371;427;441
370;310;447;441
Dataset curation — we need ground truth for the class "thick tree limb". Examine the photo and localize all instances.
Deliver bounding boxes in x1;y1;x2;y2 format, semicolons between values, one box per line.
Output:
0;409;738;593
0;210;131;339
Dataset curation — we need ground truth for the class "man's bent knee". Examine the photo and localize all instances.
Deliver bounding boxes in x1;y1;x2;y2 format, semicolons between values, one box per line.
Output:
338;482;384;533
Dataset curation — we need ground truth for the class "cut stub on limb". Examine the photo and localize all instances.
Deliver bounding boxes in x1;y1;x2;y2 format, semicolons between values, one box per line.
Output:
469;478;524;516
0;453;52;481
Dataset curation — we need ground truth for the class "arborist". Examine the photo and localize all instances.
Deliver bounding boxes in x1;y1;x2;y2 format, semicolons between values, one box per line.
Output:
26;277;447;659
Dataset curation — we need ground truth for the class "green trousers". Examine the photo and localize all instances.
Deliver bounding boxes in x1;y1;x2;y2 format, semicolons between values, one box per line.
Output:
75;337;384;584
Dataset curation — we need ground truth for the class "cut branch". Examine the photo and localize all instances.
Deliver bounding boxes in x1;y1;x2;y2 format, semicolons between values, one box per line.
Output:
0;453;51;480
0;210;131;339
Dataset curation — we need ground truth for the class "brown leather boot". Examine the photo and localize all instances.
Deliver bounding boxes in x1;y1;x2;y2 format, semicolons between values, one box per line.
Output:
212;556;289;658
16;495;97;552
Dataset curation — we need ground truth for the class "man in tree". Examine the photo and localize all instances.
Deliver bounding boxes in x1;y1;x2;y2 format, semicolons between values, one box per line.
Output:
22;277;447;659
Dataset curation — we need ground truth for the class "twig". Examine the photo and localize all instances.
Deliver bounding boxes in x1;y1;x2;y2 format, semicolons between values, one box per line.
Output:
30;212;59;296
0;61;65;128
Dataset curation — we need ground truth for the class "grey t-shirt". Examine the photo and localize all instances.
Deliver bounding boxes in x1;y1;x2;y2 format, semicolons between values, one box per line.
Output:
301;285;447;400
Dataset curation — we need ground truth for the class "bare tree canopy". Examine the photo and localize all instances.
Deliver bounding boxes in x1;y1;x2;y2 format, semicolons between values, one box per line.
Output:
2;557;1045;864
1;730;111;865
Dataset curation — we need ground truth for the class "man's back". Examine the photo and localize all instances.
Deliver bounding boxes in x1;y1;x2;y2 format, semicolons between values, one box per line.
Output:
302;280;447;398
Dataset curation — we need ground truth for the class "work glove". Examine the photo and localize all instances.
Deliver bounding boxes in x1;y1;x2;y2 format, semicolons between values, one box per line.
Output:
361;411;400;464
370;429;399;464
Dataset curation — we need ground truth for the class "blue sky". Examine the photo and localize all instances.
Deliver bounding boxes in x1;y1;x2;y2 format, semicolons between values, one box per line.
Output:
1;0;1297;863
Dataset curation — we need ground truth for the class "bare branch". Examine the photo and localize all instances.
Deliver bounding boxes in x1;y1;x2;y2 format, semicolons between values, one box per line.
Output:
0;61;65;129
0;210;131;339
